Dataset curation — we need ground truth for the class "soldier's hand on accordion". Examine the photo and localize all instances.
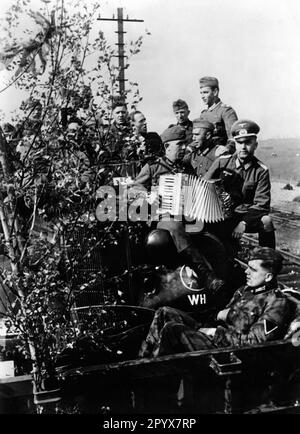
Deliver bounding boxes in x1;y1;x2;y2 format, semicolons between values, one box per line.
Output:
127;187;161;212
219;191;232;210
145;190;160;206
158;173;235;223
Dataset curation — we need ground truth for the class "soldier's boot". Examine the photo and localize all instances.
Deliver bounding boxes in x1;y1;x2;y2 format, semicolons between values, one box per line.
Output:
180;245;226;294
258;230;276;249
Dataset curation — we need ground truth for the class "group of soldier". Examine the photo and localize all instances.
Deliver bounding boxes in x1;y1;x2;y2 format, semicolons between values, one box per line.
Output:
125;76;274;293
75;74;299;358
107;75;298;358
106;75;275;252
1;75;299;358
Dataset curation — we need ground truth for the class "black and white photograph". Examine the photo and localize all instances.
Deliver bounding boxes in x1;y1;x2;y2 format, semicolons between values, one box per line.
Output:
0;0;300;421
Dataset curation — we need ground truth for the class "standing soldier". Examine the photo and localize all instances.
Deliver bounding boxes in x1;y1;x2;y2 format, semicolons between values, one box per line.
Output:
169;99;193;144
105;100;132;158
199;76;238;151
99;100;137;178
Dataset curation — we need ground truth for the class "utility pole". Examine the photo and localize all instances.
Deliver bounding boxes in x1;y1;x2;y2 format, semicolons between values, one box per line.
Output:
98;8;144;98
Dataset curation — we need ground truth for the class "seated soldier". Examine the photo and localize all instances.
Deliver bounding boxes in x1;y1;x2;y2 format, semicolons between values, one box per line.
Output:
185;118;230;178
204;119;276;249
139;247;291;358
131;125;226;294
283;288;300;341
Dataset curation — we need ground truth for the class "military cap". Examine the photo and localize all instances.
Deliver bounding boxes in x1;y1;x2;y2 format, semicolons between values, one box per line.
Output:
249;247;283;275
199;76;219;89
192;118;214;131
172;99;189;112
231;119;260;139
161;125;186;144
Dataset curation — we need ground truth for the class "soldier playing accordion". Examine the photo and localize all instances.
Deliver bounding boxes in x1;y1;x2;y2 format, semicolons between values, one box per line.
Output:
131;125;227;295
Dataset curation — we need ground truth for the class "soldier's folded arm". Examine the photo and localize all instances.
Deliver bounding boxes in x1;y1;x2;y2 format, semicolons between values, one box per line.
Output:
213;295;290;347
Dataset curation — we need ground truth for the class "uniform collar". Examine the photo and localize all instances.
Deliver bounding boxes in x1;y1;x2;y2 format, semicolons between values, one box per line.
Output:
177;120;192;128
162;156;186;172
246;281;277;295
234;155;255;171
206;98;221;112
249;285;268;294
162;156;176;167
112;122;131;132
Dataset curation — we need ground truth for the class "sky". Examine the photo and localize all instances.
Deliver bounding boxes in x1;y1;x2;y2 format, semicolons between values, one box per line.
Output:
1;0;300;139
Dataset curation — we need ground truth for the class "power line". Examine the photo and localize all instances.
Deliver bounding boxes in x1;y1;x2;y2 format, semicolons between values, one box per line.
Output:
98;8;143;98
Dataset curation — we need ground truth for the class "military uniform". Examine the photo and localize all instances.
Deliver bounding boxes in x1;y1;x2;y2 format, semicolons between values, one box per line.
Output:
190;145;220;178
133;156;196;252
134;156;195;189
168;120;193;144
205;119;275;248
99;121;139;177
200;99;238;144
132;125;227;295
100;122;133;159
204;153;271;229
170;99;193;144
213;284;290;347
139;283;291;357
183;118;225;177
134;125;195;190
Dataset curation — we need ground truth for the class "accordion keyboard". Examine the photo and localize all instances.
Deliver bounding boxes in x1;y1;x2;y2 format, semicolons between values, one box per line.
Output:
158;173;184;215
158;173;226;223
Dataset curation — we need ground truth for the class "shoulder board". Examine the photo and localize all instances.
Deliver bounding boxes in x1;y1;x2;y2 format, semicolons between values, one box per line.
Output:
282;287;300;302
274;288;284;297
219;154;232;159
257;160;268;171
220;103;231;108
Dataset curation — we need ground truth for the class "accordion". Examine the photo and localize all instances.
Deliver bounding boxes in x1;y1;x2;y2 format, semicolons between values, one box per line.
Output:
158;173;232;223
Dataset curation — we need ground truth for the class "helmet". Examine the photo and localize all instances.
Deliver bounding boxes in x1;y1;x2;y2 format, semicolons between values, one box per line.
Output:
145;229;178;265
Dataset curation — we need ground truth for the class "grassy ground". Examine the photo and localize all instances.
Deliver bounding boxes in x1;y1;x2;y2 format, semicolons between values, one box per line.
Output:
271;180;300;214
270;179;300;255
257;138;300;184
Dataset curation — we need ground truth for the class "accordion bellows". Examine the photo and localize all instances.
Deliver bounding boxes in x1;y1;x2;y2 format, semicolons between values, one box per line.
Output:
158;173;226;223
